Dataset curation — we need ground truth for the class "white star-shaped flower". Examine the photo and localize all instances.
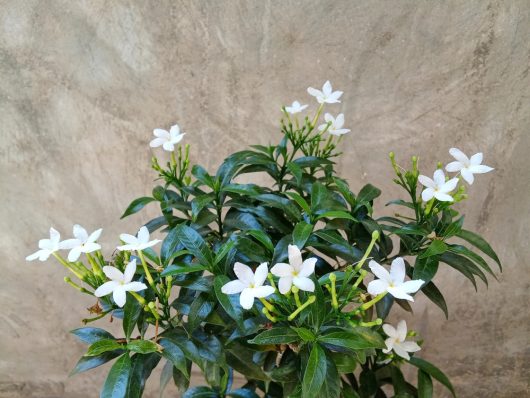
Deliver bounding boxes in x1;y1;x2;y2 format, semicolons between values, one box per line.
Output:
67;224;102;262
117;226;161;251
367;258;424;302
382;320;421;360
149;124;185;152
270;245;316;294
445;148;494;185
418;169;459;202
318;113;350;136
221;262;275;309
94;259;147;307
285;101;308;114
307;81;343;104
26;227;78;262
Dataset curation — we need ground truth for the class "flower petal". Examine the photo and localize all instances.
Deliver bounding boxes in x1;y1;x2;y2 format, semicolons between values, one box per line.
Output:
221;280;246;294
335;113;344;128
59;239;81;250
123;281;147;292
421;187;435;202
73;224;88;242
383;338;394;353
239;288;255;309
367;279;388;296
169;124;180;136
288;244;303;269
94;281;118;297
390;257;406;283
278;277;293;294
137;226;150;244
82;242;101;253
153;129;169;138
368;260;392;282
392;343;411;360
113;286;127;307
271;263;293;277
469;164;494;174
469;152;483;165
396;320;407;341
461;168;474;184
433;192;454;202
449;147;469;163
327;91;343;102
293;276;315;292
400;341;421;353
67;246;83;262
49;227;60;243
253;262;269;286
418;175;435;189
162;141;175;151
103;266;124;282
307;87;322;98
252;285;275;298
87;228;103;243
400;279;424;294
123;259;137;283
120;234;138;245
26;250;44;261
440;177;458;193
233;262;254;285
445;161;463;172
387;286;414;301
382;324;397;339
150;137;166;148
299;258;317;277
433;169;446;186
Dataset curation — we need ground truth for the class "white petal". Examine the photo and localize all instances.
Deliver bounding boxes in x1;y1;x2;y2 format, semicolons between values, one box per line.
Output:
87;228;103;243
153;129;169;138
150;137;166;148
469;164;494;174
382;324;397;339
445;161;463;172
449;147;469;163
234;262;254;285
162;141;175;151
387;286;414;301
383;338;394;352
329;128;350;136
469;152;483;165
400;279;424;294
288;245;303;269
318;123;328;131
38;238;53;250
138;240;161;250
307;87;322;98
172;133;185;145
49;227;60;243
116;244;136;251
239;288;255;309
367;279;388;295
137;226;150;244
327;91;343;102
73;224;88;242
334;114;344;128
278;277;293;294
67;246;83;262
26;250;44;261
252;285;275;298
392;344;411;360
418;175;435;189
440;178;458;193
324;113;333;123
103;266;124;282
120;233;138;245
169;124;180;136
94;281;118;297
59;239;81;250
113;286;127;307
221;280;246;294
299;258;317;277
421;187;435;202
123;281;147;292
299;104;308;111
82;242;101;253
293;276;315;292
433;169;446;186
461;168;474;184
400;341;421;353
396;320;407;341
368;260;392;282
389;257;406;283
322;80;332;95
123;259;137;283
253;262;269;287
433;192;454;202
270;263;293;277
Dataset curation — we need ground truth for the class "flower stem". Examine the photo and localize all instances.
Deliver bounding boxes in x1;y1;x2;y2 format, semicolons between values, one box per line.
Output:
259;298;275;312
86;253;104;279
354;230;380;272
353;270;367;288
329;273;339;310
359;318;382;327
288;296;316;321
267;273;277;291
148;301;161;320
311;103;324;129
64;277;92;295
137;250;156;291
292;286;301;307
358;292;387;312
130;291;147;306
52;252;86;281
262;307;278;323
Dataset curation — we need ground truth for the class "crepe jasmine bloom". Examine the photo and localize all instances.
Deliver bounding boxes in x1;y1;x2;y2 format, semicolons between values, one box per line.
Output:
445;147;494;185
149;124;185;152
67;224;102;262
318;113;350;136
221;262;275;309
94;259;147;307
307;81;343;104
367;258;424;302
117;226;161;251
382;320;421;360
418;169;459;202
271;245;317;294
285;101;308;114
26;227;78;262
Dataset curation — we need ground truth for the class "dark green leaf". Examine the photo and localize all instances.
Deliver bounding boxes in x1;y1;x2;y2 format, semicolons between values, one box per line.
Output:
228;388;260;398
286;191;311;215
408;357;455;397
318;328;385;350
456;229;501;271
448;244;496;277
87;339;123;356
286;162;303;183
418;369;433;398
246;230;274;253
292;221;313;248
71;327;115;344
70;351;121;376
292;327;316;342
100;354;131;398
214;276;244;327
357;184;381;203
248;327;300;345
422;281;448;319
188;293;214;330
121;197;155;219
293;156;333;168
302;344;327;398
159;338;189;378
315;210;356;221
123;295;142;341
329;351;357;374
172;224;214;267
413;256;439;284
126;353;160;398
418;240;447;259
182;386;219;398
161;263;207;277
127;340;159;354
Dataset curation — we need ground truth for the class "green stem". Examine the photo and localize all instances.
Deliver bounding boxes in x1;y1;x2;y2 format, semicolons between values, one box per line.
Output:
288;296;316;321
292;286;301;307
259;298;275;312
130;291;147;306
310;103;324;129
86;253;104;279
138;250;156;290
354;230;380;271
64;277;92;295
329;273;338;310
358;292;387;312
52;252;86;281
262;307;278;323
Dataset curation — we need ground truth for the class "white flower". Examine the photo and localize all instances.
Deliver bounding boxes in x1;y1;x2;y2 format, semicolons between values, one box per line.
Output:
285;101;308;114
367;258;424;302
382;320;421;360
270;245;316;294
67;224;102;262
418;169;459;202
94;259;147;307
26;227;78;262
117;226;161;251
307;81;343;104
318;113;350;136
149;124;185;151
221;262;275;309
445;148;494;185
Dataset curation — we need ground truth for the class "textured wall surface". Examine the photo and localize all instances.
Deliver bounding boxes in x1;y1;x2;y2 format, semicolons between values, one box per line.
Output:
1;1;529;397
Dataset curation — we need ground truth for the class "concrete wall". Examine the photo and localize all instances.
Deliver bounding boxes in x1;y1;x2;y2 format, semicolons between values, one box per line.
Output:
1;1;529;397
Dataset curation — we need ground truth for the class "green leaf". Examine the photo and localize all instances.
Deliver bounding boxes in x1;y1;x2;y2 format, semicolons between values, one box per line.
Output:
172;224;215;267
123;295;142;341
71;327;115;344
315;210;355;221
408;357;456;397
222;183;263;196
293;156;333;168
225;345;269;381
126;340;159;354
100;354;132;398
456;229;501;271
319;355;340;398
248;327;300;345
329;351;357;374
292;327;316;342
357;184;381;203
255;193;301;221
192;165;215;188
191;194;215;220
159;338;189;379
302;344;327;398
188;293;214;330
126;353;160;398
246;230;274;253
418;369;433;398
121;197;155;219
285;191;311;215
318;328;385;350
422;281;448;319
413;256;439;283
182;386;219;398
214;240;236;264
70;352;121;376
161;263;207;277
87;339;123;356
214;276;244;327
448;244;496;278
440;252;486;287
286;161;303;183
311;183;328;211
228;388;260;398
386;199;415;209
418;240;448;259
292;221;313;248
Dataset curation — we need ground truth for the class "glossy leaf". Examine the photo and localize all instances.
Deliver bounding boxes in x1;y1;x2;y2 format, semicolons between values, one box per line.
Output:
126;340;159;354
302;344;327;398
71;327;115;344
408;357;456;397
248;327;299;345
87;339;124;356
292;221;313;248
318;328;385;350
121;197;155;219
418;369;433;398
456;229;501;271
100;354;132;398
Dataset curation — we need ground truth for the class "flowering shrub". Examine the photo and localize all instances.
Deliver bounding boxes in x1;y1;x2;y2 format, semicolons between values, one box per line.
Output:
28;81;500;398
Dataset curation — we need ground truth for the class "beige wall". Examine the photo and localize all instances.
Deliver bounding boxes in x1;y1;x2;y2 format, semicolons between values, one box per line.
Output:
1;1;529;397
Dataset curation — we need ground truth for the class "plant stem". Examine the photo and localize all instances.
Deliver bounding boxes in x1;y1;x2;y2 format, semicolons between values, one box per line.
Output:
288;296;316;321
